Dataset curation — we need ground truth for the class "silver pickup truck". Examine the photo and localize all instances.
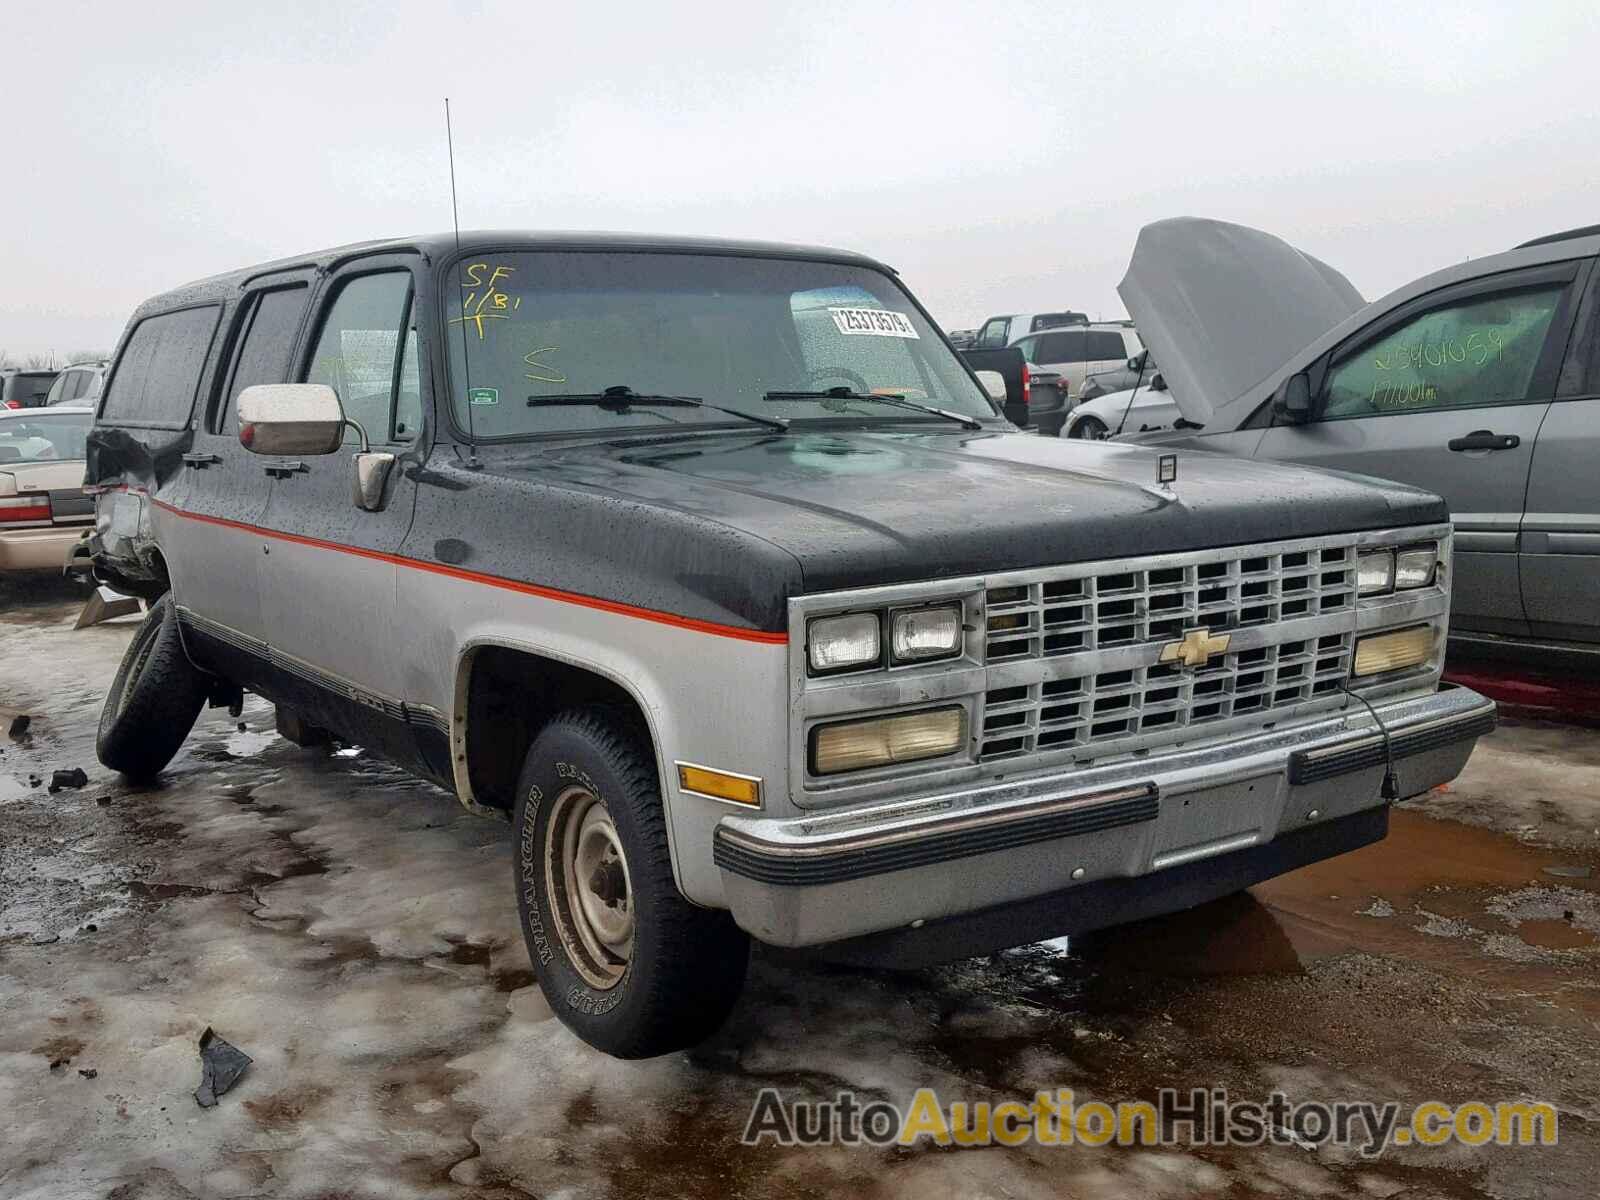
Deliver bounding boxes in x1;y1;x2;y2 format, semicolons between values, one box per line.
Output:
84;231;1493;1058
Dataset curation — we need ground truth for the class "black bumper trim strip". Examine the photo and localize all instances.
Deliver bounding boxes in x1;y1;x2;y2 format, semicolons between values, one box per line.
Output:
1288;704;1496;785
714;784;1159;887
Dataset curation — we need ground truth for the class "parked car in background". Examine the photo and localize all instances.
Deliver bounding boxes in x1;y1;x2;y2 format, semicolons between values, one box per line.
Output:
0;404;93;572
1121;216;1600;659
44;359;108;406
1;368;59;409
1011;323;1143;403
1065;373;1186;439
958;344;1066;430
947;328;977;349
1078;348;1160;405
85;230;1490;1059
971;310;1088;349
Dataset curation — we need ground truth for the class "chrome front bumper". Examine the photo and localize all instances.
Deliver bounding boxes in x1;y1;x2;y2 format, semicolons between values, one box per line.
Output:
714;685;1494;948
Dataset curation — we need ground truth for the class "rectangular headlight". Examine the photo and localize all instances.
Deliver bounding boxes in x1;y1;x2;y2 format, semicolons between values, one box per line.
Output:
891;605;962;663
1357;548;1395;596
811;707;965;775
808;612;880;673
1395;543;1438;589
1353;625;1433;677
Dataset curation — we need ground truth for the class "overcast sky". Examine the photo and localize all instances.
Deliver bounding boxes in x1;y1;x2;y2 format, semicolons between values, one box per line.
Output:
5;1;1596;356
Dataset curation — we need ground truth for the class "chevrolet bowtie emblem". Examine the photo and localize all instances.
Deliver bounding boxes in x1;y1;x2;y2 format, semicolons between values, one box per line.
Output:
1159;627;1231;669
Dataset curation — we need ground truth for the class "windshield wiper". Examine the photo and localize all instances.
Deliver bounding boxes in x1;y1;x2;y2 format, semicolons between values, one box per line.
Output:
527;386;789;433
762;387;984;431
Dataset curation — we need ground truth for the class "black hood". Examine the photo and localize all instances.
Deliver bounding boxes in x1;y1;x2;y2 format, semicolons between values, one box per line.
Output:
511;427;1446;595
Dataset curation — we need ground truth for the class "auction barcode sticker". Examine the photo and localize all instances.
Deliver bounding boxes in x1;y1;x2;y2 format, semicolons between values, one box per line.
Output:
829;307;921;338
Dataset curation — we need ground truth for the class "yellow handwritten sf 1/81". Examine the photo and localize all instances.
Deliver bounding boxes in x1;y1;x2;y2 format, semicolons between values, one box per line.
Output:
451;263;522;340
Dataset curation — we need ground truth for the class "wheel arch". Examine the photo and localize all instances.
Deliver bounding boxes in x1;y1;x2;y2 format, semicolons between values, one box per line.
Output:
449;639;685;882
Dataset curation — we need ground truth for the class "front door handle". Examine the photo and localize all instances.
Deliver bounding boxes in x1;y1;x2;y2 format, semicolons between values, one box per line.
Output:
182;452;221;469
1447;430;1520;452
264;461;309;478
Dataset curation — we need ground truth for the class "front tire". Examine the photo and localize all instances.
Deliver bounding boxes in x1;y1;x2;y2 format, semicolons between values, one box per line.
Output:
513;705;749;1058
96;593;210;781
1070;415;1108;439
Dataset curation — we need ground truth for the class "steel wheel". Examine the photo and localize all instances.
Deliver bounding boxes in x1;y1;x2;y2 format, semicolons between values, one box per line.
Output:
545;785;634;988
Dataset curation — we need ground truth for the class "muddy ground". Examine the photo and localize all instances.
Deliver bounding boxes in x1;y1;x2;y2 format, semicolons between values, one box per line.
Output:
2;579;1596;1200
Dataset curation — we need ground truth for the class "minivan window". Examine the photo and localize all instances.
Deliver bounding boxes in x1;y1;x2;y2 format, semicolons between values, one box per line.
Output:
219;285;310;434
444;253;992;438
100;306;221;427
1036;330;1086;362
304;272;413;445
1085;331;1128;360
1320;284;1565;420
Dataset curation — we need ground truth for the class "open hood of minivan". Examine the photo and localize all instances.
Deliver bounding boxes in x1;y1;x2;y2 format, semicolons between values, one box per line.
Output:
1117;218;1365;429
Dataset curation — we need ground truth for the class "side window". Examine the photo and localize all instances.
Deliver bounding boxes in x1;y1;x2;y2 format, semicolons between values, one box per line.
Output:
43;373;69;406
218;286;310;434
976;318;1010;349
65;371;90;401
1012;336;1037;362
1320;284;1567;420
99;306;221;427
1038;331;1086;362
303;272;413;445
1086;331;1129;361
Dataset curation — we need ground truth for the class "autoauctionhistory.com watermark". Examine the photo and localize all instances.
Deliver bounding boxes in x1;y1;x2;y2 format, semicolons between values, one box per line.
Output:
740;1086;1559;1157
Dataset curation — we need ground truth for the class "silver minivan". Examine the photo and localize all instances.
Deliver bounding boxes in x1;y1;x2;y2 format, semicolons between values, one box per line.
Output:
1122;217;1600;659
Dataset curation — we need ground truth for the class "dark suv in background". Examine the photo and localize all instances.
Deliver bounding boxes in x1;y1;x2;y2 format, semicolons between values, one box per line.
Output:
1;368;59;409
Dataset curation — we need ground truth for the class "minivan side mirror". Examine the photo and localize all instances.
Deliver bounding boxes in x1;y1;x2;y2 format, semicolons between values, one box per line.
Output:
237;384;346;455
1274;373;1313;424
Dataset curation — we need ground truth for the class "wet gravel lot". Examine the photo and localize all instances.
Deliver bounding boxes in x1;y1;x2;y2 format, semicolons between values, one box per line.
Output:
2;579;1597;1199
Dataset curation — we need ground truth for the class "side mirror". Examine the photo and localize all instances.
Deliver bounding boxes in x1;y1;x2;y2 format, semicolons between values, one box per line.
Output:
1150;373;1167;392
237;384;345;455
1274;373;1313;424
974;370;1008;403
1127;353;1145;372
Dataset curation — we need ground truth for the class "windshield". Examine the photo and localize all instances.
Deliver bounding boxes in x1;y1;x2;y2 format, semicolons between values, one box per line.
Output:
443;252;995;437
0;412;90;464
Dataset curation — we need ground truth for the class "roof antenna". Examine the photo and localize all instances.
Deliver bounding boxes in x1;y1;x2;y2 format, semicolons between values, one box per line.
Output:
445;97;482;470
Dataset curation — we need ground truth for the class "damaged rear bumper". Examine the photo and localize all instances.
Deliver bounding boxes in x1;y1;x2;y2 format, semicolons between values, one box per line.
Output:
713;685;1493;956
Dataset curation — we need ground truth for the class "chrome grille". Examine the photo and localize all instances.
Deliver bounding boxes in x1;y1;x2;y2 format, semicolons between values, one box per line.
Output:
979;542;1358;762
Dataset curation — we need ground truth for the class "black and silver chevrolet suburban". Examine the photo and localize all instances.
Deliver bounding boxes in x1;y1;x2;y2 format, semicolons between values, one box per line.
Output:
86;232;1494;1058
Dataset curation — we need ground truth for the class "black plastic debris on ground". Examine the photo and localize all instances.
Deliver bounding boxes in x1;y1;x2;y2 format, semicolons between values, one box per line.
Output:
47;767;89;793
194;1027;252;1108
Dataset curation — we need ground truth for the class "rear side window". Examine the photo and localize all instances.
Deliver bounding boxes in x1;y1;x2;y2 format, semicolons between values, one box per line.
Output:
1321;284;1565;420
1085;331;1128;360
218;286;310;434
1036;331;1086;362
100;306;221;427
1029;312;1087;332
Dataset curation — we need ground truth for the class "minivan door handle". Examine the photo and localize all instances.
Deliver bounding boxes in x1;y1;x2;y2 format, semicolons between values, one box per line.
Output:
182;452;221;469
263;460;310;478
1447;430;1520;452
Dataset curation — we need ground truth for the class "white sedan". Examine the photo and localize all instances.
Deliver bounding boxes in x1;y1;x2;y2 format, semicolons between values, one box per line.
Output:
1063;375;1182;439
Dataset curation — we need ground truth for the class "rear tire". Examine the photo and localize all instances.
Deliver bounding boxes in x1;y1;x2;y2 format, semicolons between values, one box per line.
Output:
512;705;749;1058
96;593;209;781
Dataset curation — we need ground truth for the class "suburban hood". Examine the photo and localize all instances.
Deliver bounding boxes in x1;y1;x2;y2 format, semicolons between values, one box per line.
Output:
517;428;1446;598
1118;218;1364;429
